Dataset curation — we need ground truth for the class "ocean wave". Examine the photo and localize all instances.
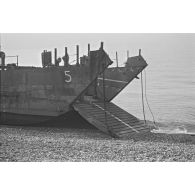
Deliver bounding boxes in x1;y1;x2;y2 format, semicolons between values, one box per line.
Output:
146;120;195;135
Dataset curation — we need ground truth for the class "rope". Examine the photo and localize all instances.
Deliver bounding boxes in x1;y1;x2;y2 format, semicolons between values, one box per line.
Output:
141;71;146;124
144;69;157;127
102;70;109;131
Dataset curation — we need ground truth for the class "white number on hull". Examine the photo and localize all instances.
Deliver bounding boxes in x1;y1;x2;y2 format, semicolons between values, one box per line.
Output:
64;71;72;83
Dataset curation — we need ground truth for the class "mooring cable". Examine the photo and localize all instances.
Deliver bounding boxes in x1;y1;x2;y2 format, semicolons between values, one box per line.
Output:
144;69;158;128
102;70;109;131
141;71;146;124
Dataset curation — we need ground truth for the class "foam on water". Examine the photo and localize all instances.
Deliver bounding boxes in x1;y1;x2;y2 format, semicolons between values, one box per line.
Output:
151;126;188;134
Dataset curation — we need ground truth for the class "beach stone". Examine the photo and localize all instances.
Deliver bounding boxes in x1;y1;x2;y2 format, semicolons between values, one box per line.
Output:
1;126;195;162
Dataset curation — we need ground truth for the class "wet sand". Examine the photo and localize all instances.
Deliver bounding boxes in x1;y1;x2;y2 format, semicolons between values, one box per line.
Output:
1;126;195;162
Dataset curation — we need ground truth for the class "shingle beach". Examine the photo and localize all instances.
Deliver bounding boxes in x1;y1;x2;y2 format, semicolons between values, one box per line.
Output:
1;126;195;162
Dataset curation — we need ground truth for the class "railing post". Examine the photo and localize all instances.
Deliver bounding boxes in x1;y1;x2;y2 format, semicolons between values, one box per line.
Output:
88;44;90;56
54;48;57;66
16;55;18;66
116;52;119;68
76;45;79;65
139;49;141;56
100;42;104;50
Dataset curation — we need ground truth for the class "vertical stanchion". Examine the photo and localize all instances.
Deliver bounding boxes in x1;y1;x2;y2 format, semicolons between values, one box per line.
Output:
88;43;93;83
139;49;141;56
116;52;118;68
76;45;79;65
16;55;18;66
100;42;104;50
88;44;90;56
0;33;1;52
54;48;57;66
65;47;67;56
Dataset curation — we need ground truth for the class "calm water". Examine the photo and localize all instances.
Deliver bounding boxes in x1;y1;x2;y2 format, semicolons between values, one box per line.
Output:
113;45;195;133
2;34;195;133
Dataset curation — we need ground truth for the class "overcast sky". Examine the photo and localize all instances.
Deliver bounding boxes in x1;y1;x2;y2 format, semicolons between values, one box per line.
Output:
1;33;195;67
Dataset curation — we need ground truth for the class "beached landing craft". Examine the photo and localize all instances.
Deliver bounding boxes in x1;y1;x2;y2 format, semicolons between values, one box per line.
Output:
0;42;150;138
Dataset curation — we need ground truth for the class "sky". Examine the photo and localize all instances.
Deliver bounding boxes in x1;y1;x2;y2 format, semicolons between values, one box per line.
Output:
1;33;195;67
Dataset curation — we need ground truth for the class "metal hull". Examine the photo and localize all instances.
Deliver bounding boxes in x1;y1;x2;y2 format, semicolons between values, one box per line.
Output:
0;48;113;125
0;111;54;126
0;48;148;128
0;110;95;128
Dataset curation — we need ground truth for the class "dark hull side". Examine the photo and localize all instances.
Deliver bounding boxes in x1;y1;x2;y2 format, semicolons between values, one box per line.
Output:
0;111;54;126
0;110;96;129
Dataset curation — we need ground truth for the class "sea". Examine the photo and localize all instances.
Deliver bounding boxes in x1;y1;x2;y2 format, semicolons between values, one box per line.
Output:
2;33;195;134
113;40;195;134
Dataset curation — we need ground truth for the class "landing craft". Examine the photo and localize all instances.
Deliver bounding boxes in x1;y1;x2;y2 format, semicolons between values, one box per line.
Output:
0;42;150;138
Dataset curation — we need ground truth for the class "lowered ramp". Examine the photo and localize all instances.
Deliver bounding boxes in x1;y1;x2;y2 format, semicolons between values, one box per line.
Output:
73;101;150;138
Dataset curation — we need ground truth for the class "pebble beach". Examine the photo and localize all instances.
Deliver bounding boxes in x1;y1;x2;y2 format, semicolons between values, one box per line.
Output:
1;125;195;162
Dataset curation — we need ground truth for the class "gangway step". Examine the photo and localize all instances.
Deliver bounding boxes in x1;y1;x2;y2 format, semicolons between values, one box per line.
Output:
73;101;150;138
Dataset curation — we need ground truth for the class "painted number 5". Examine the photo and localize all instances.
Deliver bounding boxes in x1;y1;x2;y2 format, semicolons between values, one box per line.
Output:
64;71;72;83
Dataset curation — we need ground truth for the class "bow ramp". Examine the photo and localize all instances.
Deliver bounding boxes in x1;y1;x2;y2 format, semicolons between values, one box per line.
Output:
73;101;150;138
